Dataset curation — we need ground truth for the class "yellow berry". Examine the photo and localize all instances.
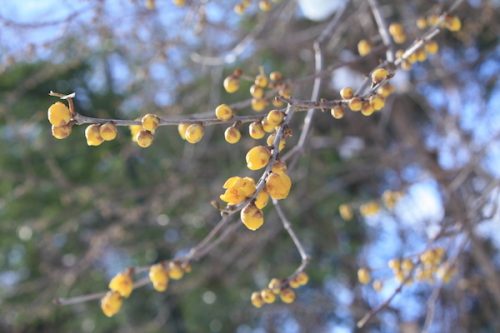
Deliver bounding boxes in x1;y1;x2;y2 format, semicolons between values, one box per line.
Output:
99;122;118;141
135;130;154;148
393;34;407;44
339;203;353;221
168;261;184;280
266;110;284;126
109;271;134;298
261;288;276;303
240;202;264;231
357;268;371;284
251;291;264;308
246;145;271;170
259;0;272;12
445;15;461;32
149;263;169;292
250;84;265;99
51;124;72;139
177;123;189;140
255;190;269;209
279;288;296;303
185;123;204;144
268;278;282;294
261;118;275;133
265;172;292;200
129;120;141;142
408;52;418;64
141;114;160;132
249;121;265;139
215;104;234;121
425;41;439;54
224;75;240;93
278;87;291;99
389;23;405;37
371;68;389;84
357;39;372;57
255;74;268;88
340;87;354;100
331;105;344;119
272;97;284;108
48;102;71;126
100;291;123;317
85;124;104;146
388;259;401;271
348;97;362;111
369;94;385;111
401;60;412;71
224;127;241;144
251;98;268;112
416;17;427;29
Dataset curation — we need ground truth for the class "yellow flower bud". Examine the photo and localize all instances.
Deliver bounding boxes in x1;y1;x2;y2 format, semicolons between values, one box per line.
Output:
141;114;160;132
251;98;268;112
99;122;118;141
51;124;72;139
265;172;292;200
135;130;154;148
223;75;240;93
279;288;296;303
48;102;71;126
85;124;104;146
357;39;372;57
369;94;385;111
331;105;344;119
348;97;362;111
240;202;264;231
251;291;264;308
224;127;241;144
177;123;189;140
185;123;204;144
339;204;353;221
109;271;134;298
255;190;269;209
268;278;282;294
357;268;371;284
261;118;276;133
266;110;284;126
215;104;233;121
100;291;123;317
246;145;271;170
261;288;276;303
340;87;354;100
249;121;265;139
254;74;268;88
168;261;184;280
149;263;169;292
371;68;389;84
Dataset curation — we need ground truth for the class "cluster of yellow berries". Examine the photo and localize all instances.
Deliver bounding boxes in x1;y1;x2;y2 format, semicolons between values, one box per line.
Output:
251;272;309;308
220;161;291;231
100;261;191;317
48;102;74;139
223;68;290;112
357;247;456;293
234;0;274;15
339;190;403;221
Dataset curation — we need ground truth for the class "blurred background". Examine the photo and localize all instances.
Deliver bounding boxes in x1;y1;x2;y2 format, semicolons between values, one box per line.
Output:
0;0;499;332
